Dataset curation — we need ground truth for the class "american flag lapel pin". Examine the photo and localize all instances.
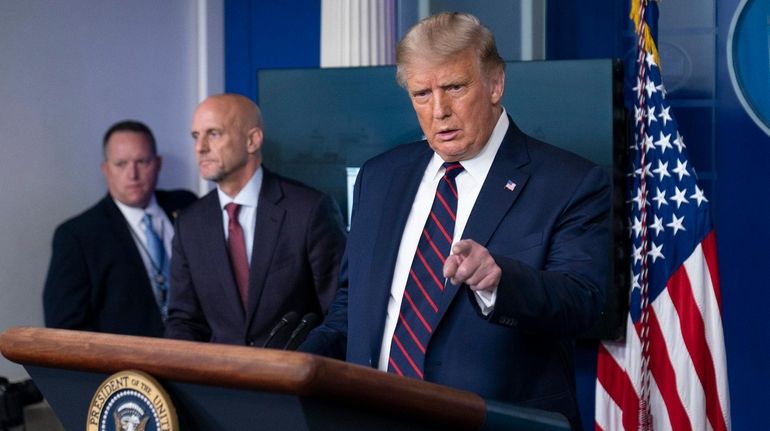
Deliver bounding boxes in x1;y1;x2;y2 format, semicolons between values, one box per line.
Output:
505;180;516;191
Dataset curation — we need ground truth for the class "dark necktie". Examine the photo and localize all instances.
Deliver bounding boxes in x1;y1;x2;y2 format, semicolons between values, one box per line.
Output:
141;213;168;319
388;161;464;379
225;203;250;309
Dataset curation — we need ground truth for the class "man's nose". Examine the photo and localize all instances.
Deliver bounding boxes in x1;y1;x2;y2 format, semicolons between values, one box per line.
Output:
432;92;451;119
194;136;207;154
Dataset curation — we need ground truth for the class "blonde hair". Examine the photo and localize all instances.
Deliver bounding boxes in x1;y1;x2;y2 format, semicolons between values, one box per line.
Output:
395;12;505;87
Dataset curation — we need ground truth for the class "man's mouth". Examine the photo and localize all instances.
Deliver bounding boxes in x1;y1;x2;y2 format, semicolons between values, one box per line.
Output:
436;129;460;141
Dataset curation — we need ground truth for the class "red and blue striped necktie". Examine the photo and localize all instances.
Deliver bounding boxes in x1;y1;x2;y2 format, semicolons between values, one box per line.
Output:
388;161;464;379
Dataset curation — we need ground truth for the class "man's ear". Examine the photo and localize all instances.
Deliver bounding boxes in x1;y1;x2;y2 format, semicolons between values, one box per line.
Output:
490;69;505;105
246;127;263;154
100;160;109;178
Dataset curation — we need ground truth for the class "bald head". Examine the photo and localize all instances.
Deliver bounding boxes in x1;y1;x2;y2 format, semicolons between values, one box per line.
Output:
191;93;265;197
197;93;263;130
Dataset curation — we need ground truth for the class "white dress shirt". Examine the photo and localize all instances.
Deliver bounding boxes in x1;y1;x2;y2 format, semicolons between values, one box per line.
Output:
114;195;174;290
217;167;263;264
377;111;510;371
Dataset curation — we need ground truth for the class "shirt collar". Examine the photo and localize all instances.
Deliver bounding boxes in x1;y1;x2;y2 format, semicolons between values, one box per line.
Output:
426;109;509;182
113;194;162;227
217;167;263;210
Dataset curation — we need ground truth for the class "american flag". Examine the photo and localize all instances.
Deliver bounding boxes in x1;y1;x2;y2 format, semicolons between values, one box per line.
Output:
594;1;731;430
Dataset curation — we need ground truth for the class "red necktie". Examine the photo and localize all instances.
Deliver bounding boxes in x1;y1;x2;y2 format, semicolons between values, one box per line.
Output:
388;162;464;379
225;203;249;309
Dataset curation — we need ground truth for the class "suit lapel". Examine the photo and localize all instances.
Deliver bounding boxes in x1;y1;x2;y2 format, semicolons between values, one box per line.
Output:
101;196;148;285
461;121;531;246
201;191;247;321
245;170;285;325
436;121;532;324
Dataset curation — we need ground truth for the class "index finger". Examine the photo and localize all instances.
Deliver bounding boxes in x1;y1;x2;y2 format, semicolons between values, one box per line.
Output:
451;239;474;257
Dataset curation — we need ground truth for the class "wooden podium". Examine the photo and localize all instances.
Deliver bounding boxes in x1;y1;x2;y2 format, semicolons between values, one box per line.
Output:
0;327;569;430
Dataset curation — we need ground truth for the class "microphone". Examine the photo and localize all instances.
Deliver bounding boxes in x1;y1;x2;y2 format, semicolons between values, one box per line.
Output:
283;313;318;351
261;311;298;348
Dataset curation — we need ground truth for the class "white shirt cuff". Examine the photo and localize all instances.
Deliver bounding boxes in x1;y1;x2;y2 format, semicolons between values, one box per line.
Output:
474;286;497;316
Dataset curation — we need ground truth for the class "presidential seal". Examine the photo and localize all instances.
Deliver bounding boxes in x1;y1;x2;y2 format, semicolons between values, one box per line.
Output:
87;370;178;431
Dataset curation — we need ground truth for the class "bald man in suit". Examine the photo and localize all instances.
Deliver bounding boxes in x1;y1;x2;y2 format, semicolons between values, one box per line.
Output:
165;94;346;347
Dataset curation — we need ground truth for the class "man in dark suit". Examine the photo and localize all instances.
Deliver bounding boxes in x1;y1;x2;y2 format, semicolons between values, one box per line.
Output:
43;120;197;337
301;13;610;429
164;94;346;347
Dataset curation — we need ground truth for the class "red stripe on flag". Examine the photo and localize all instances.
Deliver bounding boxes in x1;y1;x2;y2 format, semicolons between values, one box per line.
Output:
597;343;640;431
701;230;722;311
668;261;728;431
646;308;693;431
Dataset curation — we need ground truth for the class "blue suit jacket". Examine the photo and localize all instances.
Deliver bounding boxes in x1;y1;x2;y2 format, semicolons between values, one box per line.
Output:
165;168;347;347
303;119;610;428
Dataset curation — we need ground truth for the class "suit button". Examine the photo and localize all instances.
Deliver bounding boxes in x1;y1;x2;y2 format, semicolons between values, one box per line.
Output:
500;316;518;327
247;339;256;346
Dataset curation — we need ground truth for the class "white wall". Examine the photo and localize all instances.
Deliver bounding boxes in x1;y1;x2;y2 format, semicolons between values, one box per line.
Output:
0;0;222;380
